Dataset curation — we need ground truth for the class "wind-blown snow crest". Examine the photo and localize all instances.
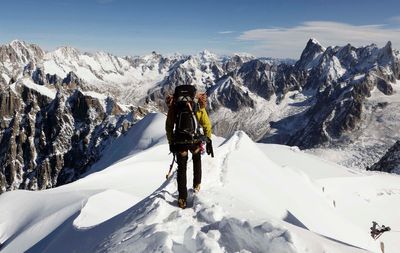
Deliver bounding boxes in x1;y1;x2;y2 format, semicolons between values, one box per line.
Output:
0;113;399;253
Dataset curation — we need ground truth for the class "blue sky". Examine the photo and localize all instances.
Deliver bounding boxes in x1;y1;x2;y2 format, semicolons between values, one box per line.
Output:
1;0;400;58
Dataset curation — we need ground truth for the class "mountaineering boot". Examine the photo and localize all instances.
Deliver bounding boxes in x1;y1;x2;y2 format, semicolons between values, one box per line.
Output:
194;184;201;193
178;198;187;209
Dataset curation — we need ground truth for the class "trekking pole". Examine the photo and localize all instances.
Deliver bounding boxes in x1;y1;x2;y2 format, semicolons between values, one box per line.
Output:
166;153;176;180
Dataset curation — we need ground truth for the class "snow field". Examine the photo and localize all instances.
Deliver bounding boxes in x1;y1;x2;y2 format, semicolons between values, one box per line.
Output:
0;113;399;252
12;78;57;99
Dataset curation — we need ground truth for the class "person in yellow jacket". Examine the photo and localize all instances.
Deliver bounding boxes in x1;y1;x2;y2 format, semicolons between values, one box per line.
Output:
165;85;213;209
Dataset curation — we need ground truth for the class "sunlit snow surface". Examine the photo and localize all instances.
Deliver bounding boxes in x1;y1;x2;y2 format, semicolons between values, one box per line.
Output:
1;113;399;253
10;78;57;99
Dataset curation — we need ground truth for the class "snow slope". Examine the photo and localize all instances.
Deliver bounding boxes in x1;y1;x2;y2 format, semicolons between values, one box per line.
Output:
1;113;399;253
84;113;169;175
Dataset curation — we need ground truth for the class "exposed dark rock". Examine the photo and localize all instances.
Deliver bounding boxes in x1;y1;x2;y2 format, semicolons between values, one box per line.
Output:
295;38;325;71
376;78;393;95
32;67;46;86
263;40;400;149
336;44;358;69
0;40;44;64
368;141;400;174
223;55;245;72
238;60;276;100
0;89;21;120
62;71;83;88
0;82;137;193
207;77;254;111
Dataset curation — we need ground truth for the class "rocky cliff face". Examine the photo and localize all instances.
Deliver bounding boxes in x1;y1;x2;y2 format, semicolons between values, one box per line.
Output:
261;40;400;149
368;141;400;174
0;78;142;193
0;40;44;85
143;39;400;151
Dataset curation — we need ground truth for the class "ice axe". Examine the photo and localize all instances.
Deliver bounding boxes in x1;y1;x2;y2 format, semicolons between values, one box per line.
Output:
166;153;176;180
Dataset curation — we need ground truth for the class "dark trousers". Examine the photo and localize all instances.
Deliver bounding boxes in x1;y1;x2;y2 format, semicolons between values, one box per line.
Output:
176;147;201;200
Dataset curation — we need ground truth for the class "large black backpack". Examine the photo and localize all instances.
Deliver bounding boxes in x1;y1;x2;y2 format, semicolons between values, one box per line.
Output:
173;85;203;145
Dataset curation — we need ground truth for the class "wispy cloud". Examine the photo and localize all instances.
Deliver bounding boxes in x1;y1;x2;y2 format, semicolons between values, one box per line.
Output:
388;16;400;23
218;31;235;34
238;21;400;58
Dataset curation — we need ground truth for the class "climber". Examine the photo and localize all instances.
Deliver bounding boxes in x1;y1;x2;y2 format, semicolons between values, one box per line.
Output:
165;84;213;209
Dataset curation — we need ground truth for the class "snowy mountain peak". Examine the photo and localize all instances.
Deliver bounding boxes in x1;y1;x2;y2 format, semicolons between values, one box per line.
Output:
200;49;212;55
51;46;81;61
10;39;27;48
385;40;392;49
231;52;255;63
198;49;218;62
0;40;44;81
93;50;112;58
6;39;44;59
141;51;163;61
309;38;323;46
295;38;326;70
380;41;394;59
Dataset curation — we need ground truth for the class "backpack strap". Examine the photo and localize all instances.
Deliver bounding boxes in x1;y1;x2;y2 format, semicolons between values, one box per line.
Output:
186;101;201;136
173;100;205;145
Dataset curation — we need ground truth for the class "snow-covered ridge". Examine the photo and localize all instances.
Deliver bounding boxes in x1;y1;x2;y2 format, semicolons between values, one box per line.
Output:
43;46;148;88
0;113;399;252
12;78;57;99
0;40;44;84
1;39;294;103
40;45;253;104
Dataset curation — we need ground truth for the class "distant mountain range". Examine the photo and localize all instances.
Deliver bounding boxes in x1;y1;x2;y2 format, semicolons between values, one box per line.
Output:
1;38;400;192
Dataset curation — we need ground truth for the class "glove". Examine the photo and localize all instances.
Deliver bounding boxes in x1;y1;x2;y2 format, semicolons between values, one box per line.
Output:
206;138;214;158
169;143;176;153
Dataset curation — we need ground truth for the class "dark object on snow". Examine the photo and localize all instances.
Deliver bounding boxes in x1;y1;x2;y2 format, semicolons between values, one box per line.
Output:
368;140;400;174
206;138;214;158
370;221;391;240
